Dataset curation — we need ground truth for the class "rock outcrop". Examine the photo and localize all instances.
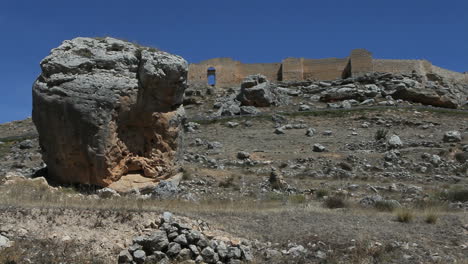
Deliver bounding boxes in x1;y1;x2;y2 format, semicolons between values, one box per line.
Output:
32;37;187;187
237;74;287;107
318;72;468;109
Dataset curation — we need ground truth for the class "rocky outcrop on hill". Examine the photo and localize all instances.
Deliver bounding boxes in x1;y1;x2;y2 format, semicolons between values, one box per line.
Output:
237;74;287;107
32;37;187;187
316;72;467;109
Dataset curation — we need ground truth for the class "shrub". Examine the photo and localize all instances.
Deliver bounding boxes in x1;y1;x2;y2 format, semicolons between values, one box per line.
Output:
375;129;389;141
424;211;439;224
324;195;347;209
315;189;329;199
395;208;414;223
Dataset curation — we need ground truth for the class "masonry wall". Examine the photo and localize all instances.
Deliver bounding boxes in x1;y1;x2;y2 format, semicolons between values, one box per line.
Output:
372;59;427;75
282;58;303;81
188;50;467;87
301;58;349;80
350;49;373;76
240;63;282;82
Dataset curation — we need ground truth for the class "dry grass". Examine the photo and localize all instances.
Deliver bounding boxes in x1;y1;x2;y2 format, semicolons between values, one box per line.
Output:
424;210;439;224
395;208;414;223
0;238;108;264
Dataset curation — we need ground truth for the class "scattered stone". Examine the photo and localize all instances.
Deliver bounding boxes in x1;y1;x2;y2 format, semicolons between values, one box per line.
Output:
227;122;239;128
298;104;310;111
443;131;462;142
96;187;120;198
274;127;285;135
118;249;133;264
0;235;12;249
305;128;316;137
240;106;261;115
237;151;250;160
132;250;146;263
387;135;403;149
313;144;326;152
152;181;179;199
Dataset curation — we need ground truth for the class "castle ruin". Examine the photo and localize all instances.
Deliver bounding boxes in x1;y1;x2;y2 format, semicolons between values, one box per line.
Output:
188;49;468;87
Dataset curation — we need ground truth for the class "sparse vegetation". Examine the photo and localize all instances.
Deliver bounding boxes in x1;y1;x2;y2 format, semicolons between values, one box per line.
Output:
395;208;414;223
315;188;329;199
374;200;398;212
323;195;347;209
424;210;439;224
374;128;389;141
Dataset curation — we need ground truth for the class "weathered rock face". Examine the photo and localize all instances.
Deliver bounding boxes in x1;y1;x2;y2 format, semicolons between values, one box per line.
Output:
32;37;187;187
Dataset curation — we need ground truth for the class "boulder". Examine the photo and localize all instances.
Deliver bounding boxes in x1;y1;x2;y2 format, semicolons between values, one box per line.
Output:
237;75;276;107
32;37;187;187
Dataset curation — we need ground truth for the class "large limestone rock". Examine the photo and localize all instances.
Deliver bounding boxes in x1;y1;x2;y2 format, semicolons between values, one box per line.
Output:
32;37;187;187
237;74;276;107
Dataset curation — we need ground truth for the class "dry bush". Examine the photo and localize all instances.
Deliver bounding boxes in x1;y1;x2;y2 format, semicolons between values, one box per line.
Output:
323;195;347;209
424;210;439;224
395;208;414;223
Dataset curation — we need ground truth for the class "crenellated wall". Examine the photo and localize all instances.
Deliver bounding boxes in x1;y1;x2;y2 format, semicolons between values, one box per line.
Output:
188;50;467;87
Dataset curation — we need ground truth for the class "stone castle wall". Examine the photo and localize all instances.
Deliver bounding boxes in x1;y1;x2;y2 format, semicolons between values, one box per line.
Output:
188;50;466;87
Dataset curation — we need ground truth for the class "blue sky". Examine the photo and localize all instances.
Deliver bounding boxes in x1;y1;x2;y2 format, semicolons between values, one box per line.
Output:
0;0;466;123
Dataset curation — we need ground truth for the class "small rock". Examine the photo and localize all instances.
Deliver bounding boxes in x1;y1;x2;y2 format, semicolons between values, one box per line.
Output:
305;128;316;137
118;249;133;263
173;234;188;246
97;187;120;199
132;250;146;264
201;246;219;263
274;127;285;135
167;242;182;257
443;131;462;142
237;151;250;160
299;104;311;111
313;144;326;152
227;122;239;128
387;135;403;149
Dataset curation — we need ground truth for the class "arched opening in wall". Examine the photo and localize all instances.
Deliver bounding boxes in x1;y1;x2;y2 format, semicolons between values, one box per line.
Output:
207;67;216;86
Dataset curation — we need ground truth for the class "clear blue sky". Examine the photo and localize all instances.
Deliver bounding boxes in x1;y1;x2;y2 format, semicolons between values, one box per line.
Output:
0;0;466;123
